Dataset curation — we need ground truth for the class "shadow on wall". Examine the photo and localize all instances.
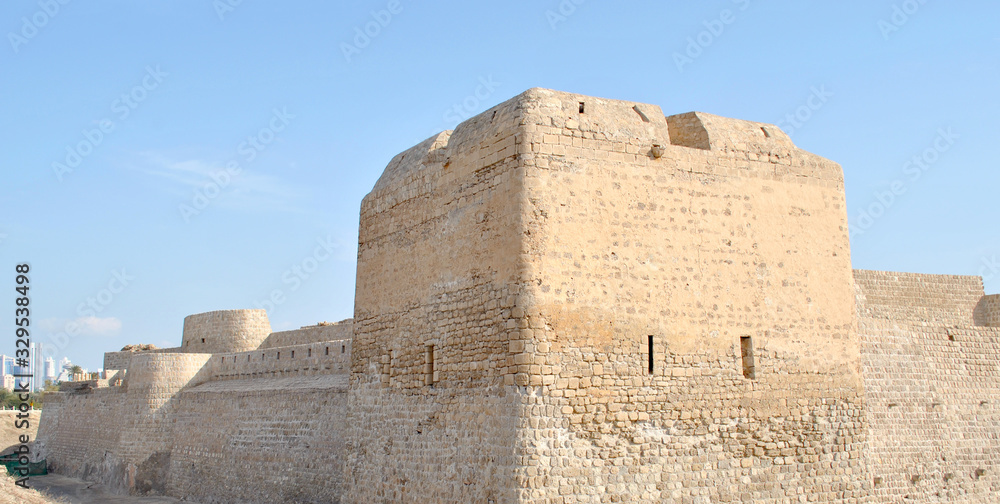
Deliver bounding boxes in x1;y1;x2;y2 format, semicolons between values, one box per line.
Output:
973;294;1000;327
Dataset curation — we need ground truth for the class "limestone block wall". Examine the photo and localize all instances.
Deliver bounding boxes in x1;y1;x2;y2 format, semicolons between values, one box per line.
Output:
507;88;866;503
346;91;530;502
974;294;1000;327
258;319;353;349
209;339;351;381
103;346;181;372
167;374;349;504
37;388;127;485
857;272;1000;503
854;270;984;326
181;309;271;353
38;351;212;494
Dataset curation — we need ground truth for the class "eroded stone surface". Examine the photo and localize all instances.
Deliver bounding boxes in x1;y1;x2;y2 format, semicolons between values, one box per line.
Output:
37;88;999;503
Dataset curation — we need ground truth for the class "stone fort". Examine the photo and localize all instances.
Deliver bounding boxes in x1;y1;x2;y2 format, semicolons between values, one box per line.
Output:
37;88;1000;503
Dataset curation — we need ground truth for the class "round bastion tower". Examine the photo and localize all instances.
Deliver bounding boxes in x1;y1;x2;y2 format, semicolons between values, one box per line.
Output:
181;309;271;353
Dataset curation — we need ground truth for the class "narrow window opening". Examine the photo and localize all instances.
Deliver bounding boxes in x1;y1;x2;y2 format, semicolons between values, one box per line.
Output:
740;336;755;379
308;348;312;357
201;338;205;344
425;344;435;386
342;344;346;354
277;352;280;360
325;347;329;356
291;350;295;359
578;102;585;114
221;357;224;363
647;335;654;374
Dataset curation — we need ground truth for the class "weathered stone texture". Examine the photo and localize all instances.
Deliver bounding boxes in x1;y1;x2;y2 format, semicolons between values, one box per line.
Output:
857;271;1000;503
346;93;529;502
35;88;1000;504
975;294;1000;327
181;309;272;353
168;375;348;504
258;318;354;349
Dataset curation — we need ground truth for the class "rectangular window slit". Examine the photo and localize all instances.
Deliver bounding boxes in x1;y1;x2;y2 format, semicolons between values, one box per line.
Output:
342;344;346;354
647;335;654;374
578;102;585;113
277;351;280;360
325;347;329;356
291;350;294;359
308;348;312;357
740;336;755;379
425;344;435;386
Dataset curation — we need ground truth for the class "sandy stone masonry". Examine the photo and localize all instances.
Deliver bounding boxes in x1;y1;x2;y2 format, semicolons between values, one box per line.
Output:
37;88;1000;503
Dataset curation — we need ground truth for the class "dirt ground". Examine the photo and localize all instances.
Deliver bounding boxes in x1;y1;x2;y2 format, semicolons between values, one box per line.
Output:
26;474;195;504
0;409;39;455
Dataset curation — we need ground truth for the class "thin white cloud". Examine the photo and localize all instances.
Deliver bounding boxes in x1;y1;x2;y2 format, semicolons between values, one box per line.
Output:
128;152;306;214
39;316;122;336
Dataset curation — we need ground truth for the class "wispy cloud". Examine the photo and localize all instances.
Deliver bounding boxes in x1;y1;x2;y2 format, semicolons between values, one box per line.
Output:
128;152;306;214
40;316;122;337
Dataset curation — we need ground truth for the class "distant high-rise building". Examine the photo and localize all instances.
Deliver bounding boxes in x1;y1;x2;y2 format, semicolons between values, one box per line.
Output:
44;357;55;383
0;355;14;376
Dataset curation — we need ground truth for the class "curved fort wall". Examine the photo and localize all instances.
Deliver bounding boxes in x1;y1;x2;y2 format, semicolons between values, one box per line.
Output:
39;312;354;502
38;351;212;494
181;309;271;354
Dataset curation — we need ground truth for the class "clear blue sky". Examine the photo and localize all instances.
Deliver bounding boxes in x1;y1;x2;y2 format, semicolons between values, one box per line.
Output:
1;1;997;371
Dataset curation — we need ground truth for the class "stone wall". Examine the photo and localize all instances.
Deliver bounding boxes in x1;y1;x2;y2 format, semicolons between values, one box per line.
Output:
510;89;866;503
346;88;867;503
36;88;1000;504
181;309;271;353
974;294;1000;327
258;319;353;349
209;339;351;381
167;375;349;504
38;352;213;494
854;270;984;326
346;93;530;502
857;271;1000;503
